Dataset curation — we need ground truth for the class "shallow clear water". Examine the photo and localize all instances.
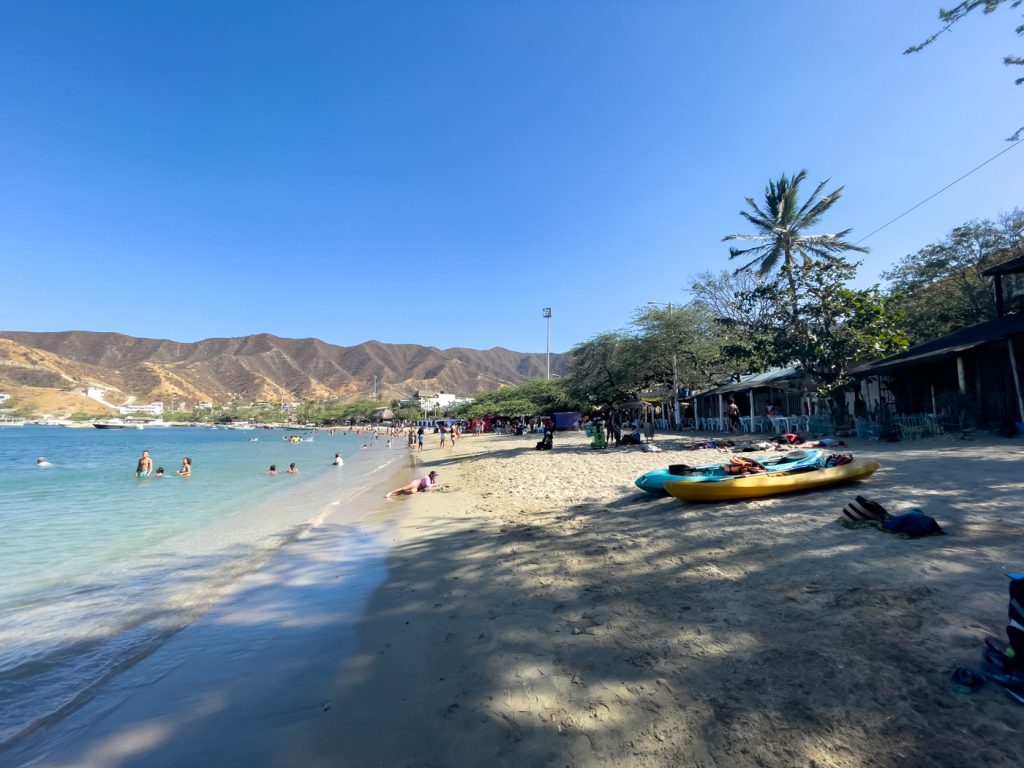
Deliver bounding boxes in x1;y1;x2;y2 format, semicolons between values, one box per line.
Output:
0;425;403;747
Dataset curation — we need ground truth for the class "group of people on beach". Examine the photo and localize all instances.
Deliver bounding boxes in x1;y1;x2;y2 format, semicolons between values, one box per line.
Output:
135;450;191;478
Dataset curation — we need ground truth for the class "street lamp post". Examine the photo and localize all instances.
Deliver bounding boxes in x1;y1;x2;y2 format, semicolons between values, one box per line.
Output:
542;307;552;380
648;301;681;430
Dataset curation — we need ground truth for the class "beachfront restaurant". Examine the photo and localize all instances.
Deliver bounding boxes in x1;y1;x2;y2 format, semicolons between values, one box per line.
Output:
847;311;1024;438
691;367;833;434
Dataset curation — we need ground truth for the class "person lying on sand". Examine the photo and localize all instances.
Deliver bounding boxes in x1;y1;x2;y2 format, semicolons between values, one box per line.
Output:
386;470;439;498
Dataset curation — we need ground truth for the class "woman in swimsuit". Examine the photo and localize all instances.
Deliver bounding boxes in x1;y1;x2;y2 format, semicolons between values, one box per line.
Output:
385;470;438;498
177;457;192;476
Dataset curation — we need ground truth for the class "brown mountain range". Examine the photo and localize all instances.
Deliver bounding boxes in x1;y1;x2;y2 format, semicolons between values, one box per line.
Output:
0;331;568;416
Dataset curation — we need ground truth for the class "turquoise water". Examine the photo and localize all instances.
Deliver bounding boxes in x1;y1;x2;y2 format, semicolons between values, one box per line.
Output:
0;425;404;747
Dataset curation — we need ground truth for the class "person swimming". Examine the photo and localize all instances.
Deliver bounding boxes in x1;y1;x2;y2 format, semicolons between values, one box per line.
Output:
268;465;278;475
36;457;52;467
287;463;299;474
155;467;165;477
332;453;343;466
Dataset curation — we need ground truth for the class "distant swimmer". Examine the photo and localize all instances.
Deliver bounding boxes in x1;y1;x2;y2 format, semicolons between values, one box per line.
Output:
333;453;343;466
287;463;299;474
136;450;153;478
268;465;278;475
155;467;166;477
385;470;439;498
177;457;192;477
36;457;52;467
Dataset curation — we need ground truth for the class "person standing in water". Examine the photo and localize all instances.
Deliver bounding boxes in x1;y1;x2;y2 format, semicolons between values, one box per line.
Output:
177;457;191;477
136;450;153;478
333;453;343;466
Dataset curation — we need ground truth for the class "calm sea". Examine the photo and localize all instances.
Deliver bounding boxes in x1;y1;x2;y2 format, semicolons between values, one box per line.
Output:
0;425;404;748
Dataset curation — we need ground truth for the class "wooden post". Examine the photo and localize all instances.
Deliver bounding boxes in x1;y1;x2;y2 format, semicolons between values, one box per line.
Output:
748;388;755;431
1009;337;1024;423
957;356;967;395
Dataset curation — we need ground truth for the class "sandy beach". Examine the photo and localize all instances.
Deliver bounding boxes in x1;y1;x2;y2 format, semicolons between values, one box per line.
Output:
6;429;1024;767
293;430;1024;767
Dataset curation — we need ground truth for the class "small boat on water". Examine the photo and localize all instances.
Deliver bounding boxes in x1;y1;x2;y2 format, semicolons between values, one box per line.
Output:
663;457;880;503
635;449;825;495
0;417;26;427
93;419;144;430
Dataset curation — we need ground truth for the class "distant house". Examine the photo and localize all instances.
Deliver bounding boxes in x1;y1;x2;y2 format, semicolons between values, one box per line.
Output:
416;390;458;410
119;402;164;417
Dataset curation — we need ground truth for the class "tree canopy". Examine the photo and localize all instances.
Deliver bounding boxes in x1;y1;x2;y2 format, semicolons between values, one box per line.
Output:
452;379;579;420
882;211;1024;343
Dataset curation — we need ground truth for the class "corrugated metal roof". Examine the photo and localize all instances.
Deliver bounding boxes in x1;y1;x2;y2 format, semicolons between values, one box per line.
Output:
849;312;1024;376
698;367;801;396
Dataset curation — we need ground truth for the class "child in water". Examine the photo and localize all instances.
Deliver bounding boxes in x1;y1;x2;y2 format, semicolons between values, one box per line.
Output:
287;463;299;474
268;465;278;475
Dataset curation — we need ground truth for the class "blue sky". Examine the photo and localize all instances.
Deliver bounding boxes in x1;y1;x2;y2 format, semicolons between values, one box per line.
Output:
2;1;1022;354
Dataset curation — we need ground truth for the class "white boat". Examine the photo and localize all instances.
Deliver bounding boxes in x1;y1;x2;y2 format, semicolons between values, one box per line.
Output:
0;417;26;427
223;421;256;430
142;418;172;428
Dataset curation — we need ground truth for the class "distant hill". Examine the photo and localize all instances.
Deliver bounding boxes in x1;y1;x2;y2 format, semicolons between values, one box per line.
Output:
0;331;569;416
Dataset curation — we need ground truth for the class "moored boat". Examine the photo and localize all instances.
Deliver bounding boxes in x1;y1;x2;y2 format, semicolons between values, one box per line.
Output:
663;457;880;503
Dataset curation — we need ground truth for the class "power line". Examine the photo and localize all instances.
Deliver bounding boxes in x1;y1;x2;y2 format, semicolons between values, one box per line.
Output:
854;137;1023;246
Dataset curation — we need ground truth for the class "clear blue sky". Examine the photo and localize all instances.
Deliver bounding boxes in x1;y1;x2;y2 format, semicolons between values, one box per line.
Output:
2;1;1022;354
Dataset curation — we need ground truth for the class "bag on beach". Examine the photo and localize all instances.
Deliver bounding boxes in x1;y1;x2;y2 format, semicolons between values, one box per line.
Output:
1009;577;1024;669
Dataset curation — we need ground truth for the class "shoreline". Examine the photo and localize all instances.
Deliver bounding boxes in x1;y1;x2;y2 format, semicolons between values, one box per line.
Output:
6;431;1024;766
0;440;414;768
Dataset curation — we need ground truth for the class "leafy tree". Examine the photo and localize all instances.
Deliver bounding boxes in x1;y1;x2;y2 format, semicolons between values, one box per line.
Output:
452;379;578;419
688;269;777;373
882;211;1024;343
563;332;653;409
722;170;868;316
733;260;908;402
906;0;1024;140
632;302;732;394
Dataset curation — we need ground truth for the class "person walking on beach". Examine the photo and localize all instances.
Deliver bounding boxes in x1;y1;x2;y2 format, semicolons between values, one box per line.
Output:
177;457;192;476
727;398;741;434
136;450;153;478
385;470;438;498
439;424;447;448
417;427;425;452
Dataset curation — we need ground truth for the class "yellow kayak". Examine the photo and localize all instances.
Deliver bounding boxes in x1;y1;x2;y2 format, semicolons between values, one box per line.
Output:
664;458;880;502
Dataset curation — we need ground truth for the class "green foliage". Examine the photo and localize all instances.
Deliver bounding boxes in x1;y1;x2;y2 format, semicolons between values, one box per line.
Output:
906;1;1024;139
67;411;114;421
733;260;908;399
882;212;1024;343
453;379;579;419
563;332;652;408
722;170;868;315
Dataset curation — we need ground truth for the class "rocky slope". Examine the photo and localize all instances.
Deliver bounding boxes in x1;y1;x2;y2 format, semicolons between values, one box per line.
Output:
0;331;569;415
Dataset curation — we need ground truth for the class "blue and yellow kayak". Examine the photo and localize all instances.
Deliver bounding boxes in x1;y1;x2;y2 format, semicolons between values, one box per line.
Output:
635;449;825;495
663;457;880;503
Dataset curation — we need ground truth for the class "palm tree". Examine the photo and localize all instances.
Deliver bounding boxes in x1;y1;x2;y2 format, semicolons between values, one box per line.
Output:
722;170;868;314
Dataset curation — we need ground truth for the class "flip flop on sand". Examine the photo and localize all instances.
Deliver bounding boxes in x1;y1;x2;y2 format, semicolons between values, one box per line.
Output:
951;668;984;694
